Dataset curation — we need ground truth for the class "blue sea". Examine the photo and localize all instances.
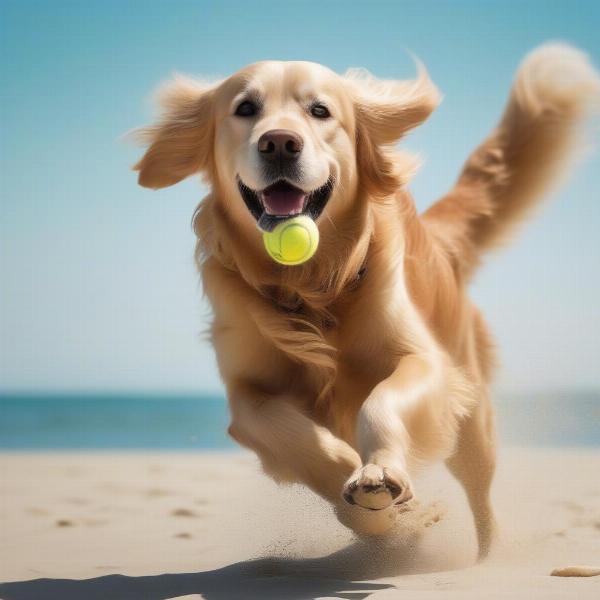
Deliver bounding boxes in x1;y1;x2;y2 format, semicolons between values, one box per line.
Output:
0;391;598;450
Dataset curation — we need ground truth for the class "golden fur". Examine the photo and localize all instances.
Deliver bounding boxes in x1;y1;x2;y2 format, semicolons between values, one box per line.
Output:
134;44;599;559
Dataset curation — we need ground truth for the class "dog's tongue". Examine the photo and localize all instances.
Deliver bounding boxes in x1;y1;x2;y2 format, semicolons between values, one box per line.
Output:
261;181;306;216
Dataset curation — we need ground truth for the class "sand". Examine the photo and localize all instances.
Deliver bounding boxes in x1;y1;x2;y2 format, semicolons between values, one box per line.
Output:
0;447;599;599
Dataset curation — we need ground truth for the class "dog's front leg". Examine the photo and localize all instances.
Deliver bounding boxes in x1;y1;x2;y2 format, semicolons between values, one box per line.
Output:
343;353;442;511
228;381;405;536
227;381;362;504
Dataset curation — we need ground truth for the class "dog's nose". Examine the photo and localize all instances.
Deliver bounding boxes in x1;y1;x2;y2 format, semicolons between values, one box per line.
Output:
258;129;304;161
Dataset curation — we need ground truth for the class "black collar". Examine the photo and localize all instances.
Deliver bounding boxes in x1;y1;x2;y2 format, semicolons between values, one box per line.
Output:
265;260;368;316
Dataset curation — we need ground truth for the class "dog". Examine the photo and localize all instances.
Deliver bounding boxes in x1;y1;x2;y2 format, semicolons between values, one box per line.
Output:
134;44;599;559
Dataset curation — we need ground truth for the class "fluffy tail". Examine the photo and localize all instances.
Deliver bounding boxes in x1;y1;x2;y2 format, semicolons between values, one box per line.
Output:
423;43;600;275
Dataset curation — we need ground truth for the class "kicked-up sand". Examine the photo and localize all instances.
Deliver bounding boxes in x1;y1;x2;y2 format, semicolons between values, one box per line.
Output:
0;447;599;599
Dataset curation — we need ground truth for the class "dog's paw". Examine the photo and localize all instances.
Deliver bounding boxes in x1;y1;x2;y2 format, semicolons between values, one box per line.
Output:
342;464;413;510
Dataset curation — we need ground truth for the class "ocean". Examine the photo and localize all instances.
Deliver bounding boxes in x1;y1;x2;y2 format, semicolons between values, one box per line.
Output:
0;391;598;450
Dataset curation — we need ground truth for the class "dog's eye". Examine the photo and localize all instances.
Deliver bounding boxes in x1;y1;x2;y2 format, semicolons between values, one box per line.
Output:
235;100;258;117
310;104;330;119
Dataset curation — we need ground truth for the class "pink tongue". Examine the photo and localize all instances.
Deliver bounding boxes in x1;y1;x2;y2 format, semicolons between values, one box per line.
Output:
261;183;306;216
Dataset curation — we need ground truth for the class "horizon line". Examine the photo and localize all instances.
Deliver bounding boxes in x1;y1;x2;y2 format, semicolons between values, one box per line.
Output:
1;388;600;399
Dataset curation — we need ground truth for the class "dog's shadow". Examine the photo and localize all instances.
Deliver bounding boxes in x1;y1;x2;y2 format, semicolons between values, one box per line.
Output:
0;534;458;600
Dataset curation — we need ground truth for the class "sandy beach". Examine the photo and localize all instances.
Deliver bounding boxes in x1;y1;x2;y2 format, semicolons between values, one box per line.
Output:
1;447;599;599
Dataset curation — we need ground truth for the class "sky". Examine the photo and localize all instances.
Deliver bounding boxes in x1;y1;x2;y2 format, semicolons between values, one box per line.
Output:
1;0;599;395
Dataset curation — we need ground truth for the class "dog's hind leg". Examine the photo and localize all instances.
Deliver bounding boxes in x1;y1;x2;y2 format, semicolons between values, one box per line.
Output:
445;391;497;560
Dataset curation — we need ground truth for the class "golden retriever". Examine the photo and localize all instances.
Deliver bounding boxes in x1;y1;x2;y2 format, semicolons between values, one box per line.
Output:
134;44;599;559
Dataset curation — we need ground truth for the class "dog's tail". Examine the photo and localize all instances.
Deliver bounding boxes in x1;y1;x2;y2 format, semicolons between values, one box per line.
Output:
423;43;600;275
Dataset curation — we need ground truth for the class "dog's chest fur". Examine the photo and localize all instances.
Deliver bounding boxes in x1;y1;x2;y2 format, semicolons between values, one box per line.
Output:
263;266;409;429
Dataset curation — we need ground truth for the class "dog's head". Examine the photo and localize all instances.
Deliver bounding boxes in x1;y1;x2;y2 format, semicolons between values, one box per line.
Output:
135;60;439;241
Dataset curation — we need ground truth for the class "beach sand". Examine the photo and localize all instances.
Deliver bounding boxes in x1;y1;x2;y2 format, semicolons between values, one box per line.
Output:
1;447;599;599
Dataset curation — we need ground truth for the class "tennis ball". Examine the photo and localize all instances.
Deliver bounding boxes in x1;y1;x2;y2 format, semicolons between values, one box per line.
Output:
262;215;319;266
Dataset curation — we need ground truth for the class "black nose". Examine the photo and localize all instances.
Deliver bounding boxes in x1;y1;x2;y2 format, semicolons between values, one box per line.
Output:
258;129;304;161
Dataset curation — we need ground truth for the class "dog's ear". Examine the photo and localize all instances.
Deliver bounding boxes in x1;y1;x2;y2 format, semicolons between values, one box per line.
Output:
344;62;440;196
344;62;440;144
133;76;217;189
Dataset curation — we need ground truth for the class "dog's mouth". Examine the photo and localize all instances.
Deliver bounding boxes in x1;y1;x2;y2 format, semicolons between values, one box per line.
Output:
237;177;334;231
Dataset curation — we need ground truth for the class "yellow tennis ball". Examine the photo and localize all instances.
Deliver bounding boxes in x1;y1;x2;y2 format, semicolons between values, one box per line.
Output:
262;215;319;266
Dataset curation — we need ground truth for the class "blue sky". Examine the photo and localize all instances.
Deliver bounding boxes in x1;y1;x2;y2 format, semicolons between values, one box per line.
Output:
1;0;599;394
